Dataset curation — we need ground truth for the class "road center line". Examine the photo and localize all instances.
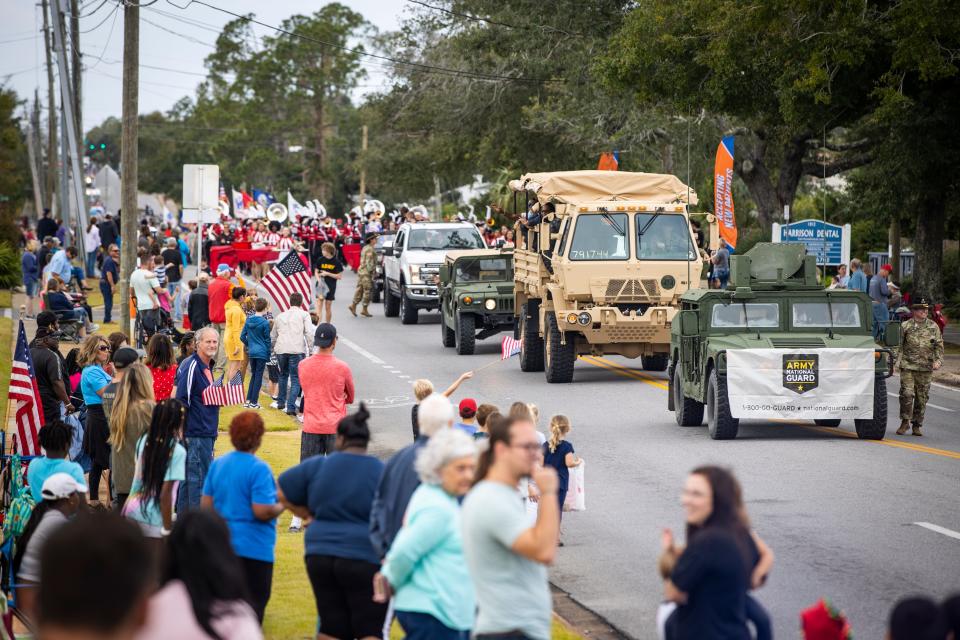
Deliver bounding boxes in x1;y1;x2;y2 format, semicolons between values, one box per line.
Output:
579;358;960;460
338;335;385;365
887;393;955;413
913;522;960;541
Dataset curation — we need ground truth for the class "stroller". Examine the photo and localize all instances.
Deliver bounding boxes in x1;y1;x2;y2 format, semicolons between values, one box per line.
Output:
133;303;184;350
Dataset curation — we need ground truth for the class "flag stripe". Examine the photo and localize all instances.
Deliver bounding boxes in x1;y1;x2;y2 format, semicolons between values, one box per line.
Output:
9;320;42;456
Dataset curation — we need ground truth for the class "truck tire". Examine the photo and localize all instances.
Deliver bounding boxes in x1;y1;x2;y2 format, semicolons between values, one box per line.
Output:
544;312;576;383
456;313;476;355
814;419;841;427
673;364;704;427
384;284;400;317
440;313;455;347
707;369;739;439
854;375;887;440
400;288;418;325
519;303;544;372
642;354;669;371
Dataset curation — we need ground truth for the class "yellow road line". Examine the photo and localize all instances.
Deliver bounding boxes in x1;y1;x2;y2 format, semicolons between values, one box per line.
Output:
579;358;960;461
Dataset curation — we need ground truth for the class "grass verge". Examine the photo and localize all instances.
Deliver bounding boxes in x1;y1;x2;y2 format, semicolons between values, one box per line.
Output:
0;290;11;309
0;317;11;427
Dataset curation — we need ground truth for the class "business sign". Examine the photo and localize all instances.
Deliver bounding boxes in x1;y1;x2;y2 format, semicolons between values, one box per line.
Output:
726;348;875;420
772;219;850;266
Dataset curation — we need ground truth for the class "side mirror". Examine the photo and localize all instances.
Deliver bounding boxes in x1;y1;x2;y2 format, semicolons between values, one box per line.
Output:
439;265;451;283
884;321;901;347
679;309;699;336
384;247;394;257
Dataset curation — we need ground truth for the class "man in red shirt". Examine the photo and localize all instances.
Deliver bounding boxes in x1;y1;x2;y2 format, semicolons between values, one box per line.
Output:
289;323;355;532
207;263;234;372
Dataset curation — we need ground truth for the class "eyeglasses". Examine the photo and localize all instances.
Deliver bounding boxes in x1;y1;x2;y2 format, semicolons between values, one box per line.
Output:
97;345;110;352
511;442;542;453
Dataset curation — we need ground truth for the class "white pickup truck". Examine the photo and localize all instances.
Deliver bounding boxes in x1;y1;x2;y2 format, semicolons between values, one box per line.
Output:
382;222;486;324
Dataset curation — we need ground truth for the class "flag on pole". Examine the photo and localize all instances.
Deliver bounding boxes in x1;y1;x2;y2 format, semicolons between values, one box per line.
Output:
260;251;313;312
201;370;246;406
288;191;308;218
501;335;522;360
232;189;246;218
9;320;43;456
597;151;620;171
219;181;229;205
713;136;737;249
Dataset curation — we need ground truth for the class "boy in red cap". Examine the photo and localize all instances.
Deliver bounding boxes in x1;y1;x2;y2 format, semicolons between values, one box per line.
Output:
454;398;478;436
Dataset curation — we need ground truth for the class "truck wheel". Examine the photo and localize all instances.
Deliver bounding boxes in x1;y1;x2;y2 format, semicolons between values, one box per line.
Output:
400;289;418;325
519;303;544;372
456;314;476;355
544;312;576;383
814;419;841;427
384;285;400;317
854;375;887;440
673;364;704;426
707;369;739;439
440;313;455;347
371;283;382;303
642;354;669;371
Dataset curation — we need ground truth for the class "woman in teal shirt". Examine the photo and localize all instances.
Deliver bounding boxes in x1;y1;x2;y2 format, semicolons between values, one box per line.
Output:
374;429;478;639
78;335;115;504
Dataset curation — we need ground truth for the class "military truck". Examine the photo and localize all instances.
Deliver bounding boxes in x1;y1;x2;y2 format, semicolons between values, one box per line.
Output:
438;249;515;355
510;170;717;383
668;243;898;440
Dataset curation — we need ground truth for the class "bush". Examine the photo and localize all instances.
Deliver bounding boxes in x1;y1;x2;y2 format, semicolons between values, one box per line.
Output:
0;242;21;289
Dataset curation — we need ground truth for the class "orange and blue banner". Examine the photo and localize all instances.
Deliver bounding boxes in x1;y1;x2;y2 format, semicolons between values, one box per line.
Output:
597;151;619;171
714;136;737;249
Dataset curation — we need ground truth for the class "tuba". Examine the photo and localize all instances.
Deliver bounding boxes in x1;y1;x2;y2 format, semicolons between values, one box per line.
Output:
266;202;288;222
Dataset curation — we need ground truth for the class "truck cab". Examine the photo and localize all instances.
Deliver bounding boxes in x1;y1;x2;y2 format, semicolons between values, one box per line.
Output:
382;221;486;324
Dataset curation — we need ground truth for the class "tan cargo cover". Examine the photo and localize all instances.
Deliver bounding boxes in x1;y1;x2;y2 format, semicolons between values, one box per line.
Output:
509;170;698;206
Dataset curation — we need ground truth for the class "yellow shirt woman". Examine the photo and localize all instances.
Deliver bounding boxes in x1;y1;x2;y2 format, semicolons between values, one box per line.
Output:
224;298;246;362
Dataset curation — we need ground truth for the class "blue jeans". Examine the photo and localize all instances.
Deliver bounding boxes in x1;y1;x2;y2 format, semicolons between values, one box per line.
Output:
872;302;887;340
167;280;182;321
396;611;469;640
100;281;114;323
177;435;215;512
276;353;304;414
85;250;98;277
247;358;266;404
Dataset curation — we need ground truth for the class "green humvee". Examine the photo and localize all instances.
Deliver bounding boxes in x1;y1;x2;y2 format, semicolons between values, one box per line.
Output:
668;243;899;440
439;249;516;355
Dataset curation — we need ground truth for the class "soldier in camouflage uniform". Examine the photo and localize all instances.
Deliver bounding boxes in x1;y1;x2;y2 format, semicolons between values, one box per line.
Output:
896;299;944;436
349;232;379;318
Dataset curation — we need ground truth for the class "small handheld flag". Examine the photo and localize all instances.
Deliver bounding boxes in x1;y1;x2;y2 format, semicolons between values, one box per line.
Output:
501;335;522;360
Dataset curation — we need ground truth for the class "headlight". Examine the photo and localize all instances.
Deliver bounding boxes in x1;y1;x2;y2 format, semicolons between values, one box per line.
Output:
463;296;474;305
484;299;497;310
419;266;439;282
567;313;579;324
661;275;676;289
578;312;591;325
408;266;421;283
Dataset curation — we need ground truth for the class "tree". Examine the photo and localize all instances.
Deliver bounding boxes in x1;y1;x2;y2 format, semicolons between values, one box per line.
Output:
599;0;882;232
0;86;29;246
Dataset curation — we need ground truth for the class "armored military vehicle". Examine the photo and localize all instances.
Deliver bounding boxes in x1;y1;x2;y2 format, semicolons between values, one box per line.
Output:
510;170;718;383
438;249;515;355
668;243;899;440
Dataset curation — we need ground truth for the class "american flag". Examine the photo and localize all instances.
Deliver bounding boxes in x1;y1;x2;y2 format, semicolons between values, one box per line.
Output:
9;321;43;456
260;251;313;312
201;370;246;406
501;335;522;360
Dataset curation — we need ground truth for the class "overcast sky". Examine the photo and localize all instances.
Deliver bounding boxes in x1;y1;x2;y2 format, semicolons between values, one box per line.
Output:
2;0;408;132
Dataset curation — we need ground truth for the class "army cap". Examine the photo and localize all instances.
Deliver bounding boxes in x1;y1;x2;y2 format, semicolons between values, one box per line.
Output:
910;298;930;310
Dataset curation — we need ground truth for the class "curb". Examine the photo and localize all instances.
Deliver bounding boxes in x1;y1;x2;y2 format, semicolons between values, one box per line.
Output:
550;583;631;640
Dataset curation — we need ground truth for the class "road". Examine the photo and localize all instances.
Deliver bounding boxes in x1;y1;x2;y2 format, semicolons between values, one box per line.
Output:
305;270;960;640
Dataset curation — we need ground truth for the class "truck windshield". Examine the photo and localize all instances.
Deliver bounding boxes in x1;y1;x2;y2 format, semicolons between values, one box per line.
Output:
408;228;484;250
456;258;512;282
635;213;695;260
568;214;628;261
711;303;780;328
792;302;861;328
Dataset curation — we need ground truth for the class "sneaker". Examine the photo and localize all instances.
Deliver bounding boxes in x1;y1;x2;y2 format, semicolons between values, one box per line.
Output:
269;401;279;409
288;524;302;533
242;402;252;408
89;323;100;332
250;403;262;410
297;414;304;423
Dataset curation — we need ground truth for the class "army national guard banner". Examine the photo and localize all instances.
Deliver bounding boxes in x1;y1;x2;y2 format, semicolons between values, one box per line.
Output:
726;349;875;420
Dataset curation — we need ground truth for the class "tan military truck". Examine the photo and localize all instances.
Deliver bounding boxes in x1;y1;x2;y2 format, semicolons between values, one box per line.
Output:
510;170;717;383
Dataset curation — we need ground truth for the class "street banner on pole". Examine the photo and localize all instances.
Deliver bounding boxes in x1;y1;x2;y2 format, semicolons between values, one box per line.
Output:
726;348;875;420
714;136;737;249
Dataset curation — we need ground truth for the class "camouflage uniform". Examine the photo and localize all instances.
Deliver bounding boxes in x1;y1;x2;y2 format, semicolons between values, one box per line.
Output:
897;316;944;435
349;241;377;317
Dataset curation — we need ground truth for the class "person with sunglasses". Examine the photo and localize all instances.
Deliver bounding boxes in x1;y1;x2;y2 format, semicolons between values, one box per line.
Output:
78;335;117;506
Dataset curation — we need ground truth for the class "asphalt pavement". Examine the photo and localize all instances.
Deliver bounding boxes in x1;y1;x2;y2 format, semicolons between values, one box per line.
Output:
293;270;960;639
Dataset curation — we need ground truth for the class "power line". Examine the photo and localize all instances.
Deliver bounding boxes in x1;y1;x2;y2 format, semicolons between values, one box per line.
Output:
164;0;553;84
406;0;520;30
0;36;38;45
140;15;216;49
80;3;120;33
75;0;111;19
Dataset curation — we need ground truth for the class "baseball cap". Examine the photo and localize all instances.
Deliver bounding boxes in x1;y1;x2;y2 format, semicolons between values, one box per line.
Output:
314;323;337;347
36;310;59;329
112;347;140;369
216;263;231;273
41;472;87;500
459;398;477;418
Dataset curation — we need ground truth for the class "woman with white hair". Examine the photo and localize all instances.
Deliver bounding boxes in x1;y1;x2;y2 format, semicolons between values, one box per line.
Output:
373;429;478;639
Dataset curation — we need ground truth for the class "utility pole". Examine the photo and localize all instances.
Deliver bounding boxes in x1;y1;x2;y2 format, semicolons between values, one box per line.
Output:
41;0;57;217
25;121;45;218
889;216;901;282
70;0;81;139
119;0;140;333
358;124;367;208
433;175;442;221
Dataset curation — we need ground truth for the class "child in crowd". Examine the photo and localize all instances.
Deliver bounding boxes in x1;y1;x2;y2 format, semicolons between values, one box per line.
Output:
182;279;197;329
241;298;272;409
410;371;473;440
315;242;343;324
543;414;581;522
455;399;479;436
474;403;498;439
